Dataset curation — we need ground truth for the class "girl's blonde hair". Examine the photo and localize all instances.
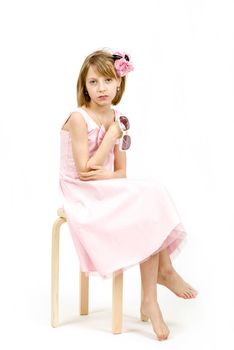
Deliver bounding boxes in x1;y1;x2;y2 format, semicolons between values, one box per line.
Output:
77;50;126;106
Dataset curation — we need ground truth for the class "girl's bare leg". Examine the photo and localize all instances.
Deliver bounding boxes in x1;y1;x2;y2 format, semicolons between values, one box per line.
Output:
157;248;198;298
140;253;170;341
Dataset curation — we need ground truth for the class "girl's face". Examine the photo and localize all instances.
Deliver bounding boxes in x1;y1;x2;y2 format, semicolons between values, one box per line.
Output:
85;65;120;107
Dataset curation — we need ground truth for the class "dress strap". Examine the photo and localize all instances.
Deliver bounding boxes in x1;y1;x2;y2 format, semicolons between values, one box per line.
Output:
76;107;97;127
113;108;122;120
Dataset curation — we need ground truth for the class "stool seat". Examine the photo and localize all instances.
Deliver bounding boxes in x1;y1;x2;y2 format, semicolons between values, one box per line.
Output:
51;208;149;333
57;208;66;218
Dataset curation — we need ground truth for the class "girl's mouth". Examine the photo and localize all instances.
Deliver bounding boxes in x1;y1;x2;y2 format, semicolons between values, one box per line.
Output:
98;95;108;100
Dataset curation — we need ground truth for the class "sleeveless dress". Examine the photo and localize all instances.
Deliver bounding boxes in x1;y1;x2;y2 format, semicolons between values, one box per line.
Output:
59;107;187;279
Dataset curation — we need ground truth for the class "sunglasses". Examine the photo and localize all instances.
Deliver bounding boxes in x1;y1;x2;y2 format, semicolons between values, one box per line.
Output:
117;115;131;151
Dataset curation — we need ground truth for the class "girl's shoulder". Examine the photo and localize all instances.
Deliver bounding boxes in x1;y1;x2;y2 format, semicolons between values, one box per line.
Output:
61;107;92;132
70;106;90;122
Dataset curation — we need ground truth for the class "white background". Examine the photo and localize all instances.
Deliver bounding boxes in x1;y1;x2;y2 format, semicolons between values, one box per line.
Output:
0;0;233;349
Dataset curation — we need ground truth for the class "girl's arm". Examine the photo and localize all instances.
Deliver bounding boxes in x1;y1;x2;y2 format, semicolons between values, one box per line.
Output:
113;144;126;178
79;144;127;181
69;112;121;174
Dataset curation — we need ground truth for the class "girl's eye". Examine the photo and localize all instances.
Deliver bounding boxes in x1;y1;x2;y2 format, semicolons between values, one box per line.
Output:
90;80;96;84
106;78;112;82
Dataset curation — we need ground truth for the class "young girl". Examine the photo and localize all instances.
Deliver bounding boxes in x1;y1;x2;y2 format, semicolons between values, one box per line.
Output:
59;49;198;341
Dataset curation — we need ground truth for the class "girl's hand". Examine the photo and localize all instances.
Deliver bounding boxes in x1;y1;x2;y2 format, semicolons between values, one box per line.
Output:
107;121;123;139
79;165;114;181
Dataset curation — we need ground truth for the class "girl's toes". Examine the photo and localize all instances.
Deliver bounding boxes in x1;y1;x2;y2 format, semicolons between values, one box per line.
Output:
184;291;191;298
189;288;197;297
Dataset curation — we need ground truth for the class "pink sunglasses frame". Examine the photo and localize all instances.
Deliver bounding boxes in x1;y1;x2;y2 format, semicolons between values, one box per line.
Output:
116;115;131;152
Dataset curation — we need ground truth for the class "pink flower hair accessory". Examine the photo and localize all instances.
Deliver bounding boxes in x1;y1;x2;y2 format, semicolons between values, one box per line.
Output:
112;51;134;77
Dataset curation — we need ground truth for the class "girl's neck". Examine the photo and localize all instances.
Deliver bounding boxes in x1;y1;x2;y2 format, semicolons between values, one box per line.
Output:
87;102;112;116
83;102;115;126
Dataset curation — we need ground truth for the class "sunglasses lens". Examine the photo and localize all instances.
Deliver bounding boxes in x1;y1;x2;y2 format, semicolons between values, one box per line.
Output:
119;116;130;131
122;135;131;150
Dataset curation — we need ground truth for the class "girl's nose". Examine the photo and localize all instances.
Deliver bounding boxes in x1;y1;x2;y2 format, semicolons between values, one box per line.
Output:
98;81;106;92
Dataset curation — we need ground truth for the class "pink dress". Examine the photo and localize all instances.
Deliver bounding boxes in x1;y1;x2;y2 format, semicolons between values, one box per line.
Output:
59;107;187;279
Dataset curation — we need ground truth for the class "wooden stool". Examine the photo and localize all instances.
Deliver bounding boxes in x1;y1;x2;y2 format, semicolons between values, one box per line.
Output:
51;208;149;334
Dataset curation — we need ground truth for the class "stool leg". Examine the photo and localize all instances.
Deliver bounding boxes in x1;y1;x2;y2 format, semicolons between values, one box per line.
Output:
51;216;65;327
112;271;123;334
80;271;89;315
140;284;149;322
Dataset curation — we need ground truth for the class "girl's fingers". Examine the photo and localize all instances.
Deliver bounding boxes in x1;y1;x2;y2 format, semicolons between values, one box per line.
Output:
79;168;102;180
80;171;95;176
80;172;98;180
80;175;90;180
90;165;102;170
80;168;101;174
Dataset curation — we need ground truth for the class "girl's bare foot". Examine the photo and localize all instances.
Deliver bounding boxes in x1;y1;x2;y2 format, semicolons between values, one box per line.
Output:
157;267;198;299
140;300;170;341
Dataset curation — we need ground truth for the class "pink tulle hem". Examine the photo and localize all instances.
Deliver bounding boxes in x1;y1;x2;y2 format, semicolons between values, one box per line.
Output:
79;223;187;280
